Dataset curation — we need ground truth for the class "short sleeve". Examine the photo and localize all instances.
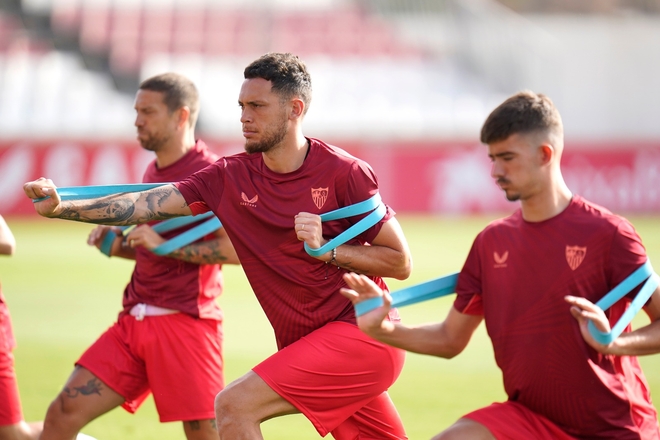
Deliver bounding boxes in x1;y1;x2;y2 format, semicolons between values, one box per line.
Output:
175;160;226;216
453;235;484;315
345;160;394;244
608;218;648;299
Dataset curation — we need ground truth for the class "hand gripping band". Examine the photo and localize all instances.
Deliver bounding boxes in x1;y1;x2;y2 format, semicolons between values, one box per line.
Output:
32;183;169;203
588;260;659;344
304;193;386;257
99;212;221;257
355;272;459;317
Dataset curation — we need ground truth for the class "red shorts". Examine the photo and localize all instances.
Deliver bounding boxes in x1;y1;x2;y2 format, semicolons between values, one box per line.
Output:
0;304;22;426
464;401;575;440
77;312;224;422
253;321;407;439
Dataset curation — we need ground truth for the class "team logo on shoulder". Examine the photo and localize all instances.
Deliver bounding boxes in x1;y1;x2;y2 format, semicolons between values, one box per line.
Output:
240;191;258;208
566;246;587;270
494;251;508;268
311;187;328;210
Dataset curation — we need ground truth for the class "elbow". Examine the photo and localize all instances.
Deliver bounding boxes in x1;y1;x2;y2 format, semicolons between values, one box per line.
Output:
392;253;413;281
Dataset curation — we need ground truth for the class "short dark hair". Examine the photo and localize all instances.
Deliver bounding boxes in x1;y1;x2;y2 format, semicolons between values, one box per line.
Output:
139;73;200;129
244;53;312;114
480;91;563;145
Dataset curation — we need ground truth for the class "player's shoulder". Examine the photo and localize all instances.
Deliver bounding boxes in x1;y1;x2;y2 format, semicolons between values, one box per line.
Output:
570;195;630;228
309;137;375;177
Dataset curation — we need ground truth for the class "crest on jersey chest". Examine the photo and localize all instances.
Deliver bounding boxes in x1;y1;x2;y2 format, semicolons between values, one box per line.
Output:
311;187;329;210
566;245;587;270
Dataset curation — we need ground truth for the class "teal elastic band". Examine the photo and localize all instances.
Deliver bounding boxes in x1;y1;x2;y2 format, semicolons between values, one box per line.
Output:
588;260;658;344
32;183;169;203
355;272;459;317
304;193;386;257
99;212;218;257
152;216;222;256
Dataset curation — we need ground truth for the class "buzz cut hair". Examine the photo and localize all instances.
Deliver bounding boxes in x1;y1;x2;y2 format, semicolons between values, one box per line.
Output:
244;52;312;114
139;73;200;129
480;91;563;145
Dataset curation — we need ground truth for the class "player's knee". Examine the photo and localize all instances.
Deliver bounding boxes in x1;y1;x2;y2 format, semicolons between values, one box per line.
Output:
432;418;495;440
44;392;86;429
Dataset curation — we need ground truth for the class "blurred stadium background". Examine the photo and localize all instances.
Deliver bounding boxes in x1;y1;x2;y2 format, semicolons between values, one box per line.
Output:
2;0;660;438
1;0;660;216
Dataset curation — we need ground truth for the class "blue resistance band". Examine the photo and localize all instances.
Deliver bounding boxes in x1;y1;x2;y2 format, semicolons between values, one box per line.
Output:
354;272;459;317
99;212;221;256
304;193;386;257
588;260;659;345
32;183;170;203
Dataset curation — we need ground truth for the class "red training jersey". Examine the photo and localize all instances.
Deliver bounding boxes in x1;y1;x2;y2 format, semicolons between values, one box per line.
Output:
122;140;224;320
176;137;396;349
454;196;659;439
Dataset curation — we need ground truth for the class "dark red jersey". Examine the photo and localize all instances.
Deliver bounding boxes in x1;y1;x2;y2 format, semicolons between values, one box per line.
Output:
176;137;396;349
454;195;658;439
123;140;224;320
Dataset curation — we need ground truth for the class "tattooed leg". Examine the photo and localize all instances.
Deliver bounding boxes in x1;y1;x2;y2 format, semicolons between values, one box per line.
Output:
183;419;218;440
40;367;124;440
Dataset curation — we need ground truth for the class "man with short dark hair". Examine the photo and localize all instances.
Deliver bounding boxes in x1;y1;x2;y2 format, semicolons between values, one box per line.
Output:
341;91;660;439
23;53;413;439
36;72;239;440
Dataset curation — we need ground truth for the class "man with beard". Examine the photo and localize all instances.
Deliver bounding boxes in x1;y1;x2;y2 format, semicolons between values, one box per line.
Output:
35;73;240;440
23;53;413;439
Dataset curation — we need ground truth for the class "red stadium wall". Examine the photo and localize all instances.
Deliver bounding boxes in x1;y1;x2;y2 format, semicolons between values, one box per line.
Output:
2;140;660;215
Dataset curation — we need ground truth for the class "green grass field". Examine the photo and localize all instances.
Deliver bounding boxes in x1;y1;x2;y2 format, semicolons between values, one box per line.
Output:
2;214;660;439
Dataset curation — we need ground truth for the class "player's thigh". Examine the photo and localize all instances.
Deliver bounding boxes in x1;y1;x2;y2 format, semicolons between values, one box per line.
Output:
50;366;124;420
141;315;225;422
433;418;495;440
215;371;298;421
0;350;23;428
252;321;405;437
331;392;407;440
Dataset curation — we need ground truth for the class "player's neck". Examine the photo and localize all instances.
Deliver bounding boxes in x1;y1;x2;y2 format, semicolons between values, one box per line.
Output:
155;135;195;169
262;132;309;174
521;180;572;222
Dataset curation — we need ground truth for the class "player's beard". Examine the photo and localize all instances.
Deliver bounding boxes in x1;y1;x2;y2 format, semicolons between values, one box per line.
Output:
244;116;288;155
139;131;172;152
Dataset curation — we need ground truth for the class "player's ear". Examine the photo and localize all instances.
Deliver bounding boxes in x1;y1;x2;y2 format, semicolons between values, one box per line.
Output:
539;144;554;165
177;106;191;129
290;98;305;120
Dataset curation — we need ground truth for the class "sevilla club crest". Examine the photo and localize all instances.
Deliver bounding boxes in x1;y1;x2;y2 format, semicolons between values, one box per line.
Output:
566;246;587;270
311;187;328;210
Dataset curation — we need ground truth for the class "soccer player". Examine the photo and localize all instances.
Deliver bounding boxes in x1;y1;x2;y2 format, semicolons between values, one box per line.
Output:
23;53;413;439
37;73;240;440
340;91;660;439
0;215;43;440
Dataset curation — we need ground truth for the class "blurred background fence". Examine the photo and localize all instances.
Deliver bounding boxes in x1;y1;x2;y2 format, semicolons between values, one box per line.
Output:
1;0;660;215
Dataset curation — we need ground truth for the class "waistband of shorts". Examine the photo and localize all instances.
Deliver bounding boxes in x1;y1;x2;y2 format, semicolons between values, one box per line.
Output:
129;303;179;321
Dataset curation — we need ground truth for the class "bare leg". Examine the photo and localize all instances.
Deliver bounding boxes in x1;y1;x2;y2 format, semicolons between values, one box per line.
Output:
432;418;496;440
39;366;124;440
0;421;43;440
182;419;218;440
214;371;298;440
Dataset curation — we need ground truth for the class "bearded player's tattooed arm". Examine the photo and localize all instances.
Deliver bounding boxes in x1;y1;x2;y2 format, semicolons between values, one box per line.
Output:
25;179;192;225
167;228;240;265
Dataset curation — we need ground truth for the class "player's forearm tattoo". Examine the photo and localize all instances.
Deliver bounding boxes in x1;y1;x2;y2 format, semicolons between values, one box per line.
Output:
56;187;186;225
168;239;230;264
63;378;103;398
